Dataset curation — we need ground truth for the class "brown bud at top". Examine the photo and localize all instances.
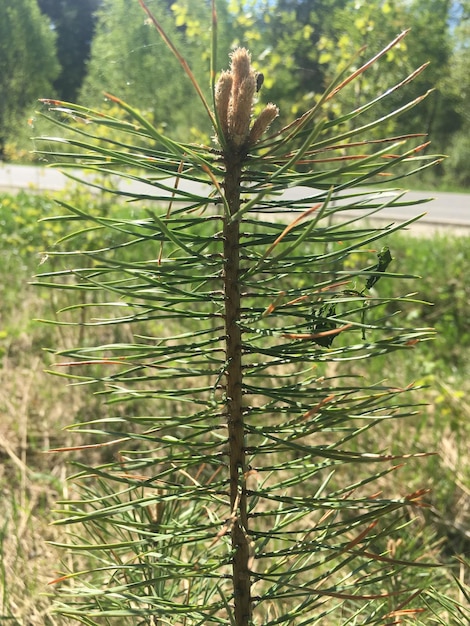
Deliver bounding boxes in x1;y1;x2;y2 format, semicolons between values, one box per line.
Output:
228;48;256;147
215;47;278;152
215;70;233;139
229;74;256;146
248;103;279;146
230;48;252;96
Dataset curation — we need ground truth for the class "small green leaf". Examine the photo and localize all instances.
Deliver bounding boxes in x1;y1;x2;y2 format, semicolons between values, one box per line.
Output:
366;246;393;289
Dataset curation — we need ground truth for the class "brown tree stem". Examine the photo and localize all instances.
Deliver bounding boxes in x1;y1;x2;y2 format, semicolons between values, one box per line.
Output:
223;156;251;625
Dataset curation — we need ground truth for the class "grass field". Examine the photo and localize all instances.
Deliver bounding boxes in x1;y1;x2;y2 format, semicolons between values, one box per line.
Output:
0;189;469;623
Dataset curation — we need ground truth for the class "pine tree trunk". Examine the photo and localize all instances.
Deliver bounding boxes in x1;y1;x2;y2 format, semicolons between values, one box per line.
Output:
224;156;251;625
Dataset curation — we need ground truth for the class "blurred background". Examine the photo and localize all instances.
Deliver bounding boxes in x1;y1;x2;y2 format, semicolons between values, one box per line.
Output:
1;0;469;190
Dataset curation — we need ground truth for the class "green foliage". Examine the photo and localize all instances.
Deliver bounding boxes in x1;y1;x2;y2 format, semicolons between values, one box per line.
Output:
264;0;457;143
79;0;210;142
440;4;470;187
261;0;349;118
372;233;470;369
33;2;468;625
0;0;59;158
0;191;53;261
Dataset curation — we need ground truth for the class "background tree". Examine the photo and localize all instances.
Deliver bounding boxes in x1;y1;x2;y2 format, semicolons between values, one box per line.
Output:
260;0;348;119
37;0;101;102
258;0;466;185
0;0;59;159
170;0;267;69
441;0;470;186
79;0;211;140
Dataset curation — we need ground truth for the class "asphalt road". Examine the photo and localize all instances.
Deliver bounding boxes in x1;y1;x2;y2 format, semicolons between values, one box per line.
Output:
1;163;469;233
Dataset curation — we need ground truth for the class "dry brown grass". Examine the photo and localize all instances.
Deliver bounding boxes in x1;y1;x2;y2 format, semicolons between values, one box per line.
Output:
1;238;469;623
0;316;87;623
